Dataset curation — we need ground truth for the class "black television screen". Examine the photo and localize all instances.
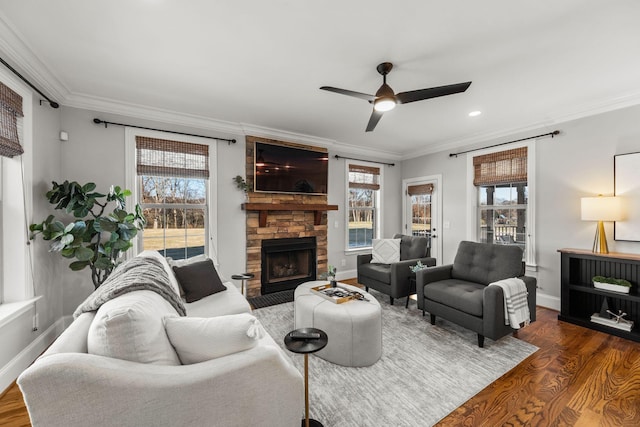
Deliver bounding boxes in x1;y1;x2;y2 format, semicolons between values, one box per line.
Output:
254;142;329;194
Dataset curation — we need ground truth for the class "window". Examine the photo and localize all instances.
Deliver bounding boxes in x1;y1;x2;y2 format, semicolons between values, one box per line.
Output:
0;71;33;304
126;130;217;262
346;163;381;250
473;146;532;262
407;183;433;237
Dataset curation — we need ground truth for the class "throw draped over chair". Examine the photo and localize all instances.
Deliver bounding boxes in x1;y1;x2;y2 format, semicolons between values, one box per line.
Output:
357;234;436;305
416;241;536;347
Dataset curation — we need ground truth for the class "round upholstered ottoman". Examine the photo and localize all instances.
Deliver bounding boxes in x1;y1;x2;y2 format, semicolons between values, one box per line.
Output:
294;281;382;367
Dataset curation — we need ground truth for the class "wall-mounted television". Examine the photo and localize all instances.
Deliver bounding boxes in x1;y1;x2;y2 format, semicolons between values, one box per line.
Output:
254;142;329;194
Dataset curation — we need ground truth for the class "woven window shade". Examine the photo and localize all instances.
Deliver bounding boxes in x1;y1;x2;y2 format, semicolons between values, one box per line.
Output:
349;164;380;190
136;136;209;178
407;183;433;196
473;147;527;186
0;81;24;158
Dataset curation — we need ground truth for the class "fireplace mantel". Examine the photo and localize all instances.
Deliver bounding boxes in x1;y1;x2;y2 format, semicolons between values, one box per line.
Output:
242;203;338;227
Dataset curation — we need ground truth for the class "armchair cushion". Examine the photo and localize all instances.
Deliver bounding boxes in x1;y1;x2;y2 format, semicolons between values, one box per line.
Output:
395;234;429;260
451;240;523;285
371;238;401;264
360;262;392;283
424;279;485;317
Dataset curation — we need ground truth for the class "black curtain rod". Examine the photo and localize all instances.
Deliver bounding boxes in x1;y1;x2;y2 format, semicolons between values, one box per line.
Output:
449;130;560;157
0;56;59;108
334;154;395;167
92;119;236;144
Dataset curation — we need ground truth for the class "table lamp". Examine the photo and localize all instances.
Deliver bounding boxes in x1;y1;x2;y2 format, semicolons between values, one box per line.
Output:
581;195;623;254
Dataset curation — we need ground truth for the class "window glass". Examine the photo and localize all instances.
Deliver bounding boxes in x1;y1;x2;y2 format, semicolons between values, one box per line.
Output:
347;163;381;250
136;138;209;260
478;183;527;257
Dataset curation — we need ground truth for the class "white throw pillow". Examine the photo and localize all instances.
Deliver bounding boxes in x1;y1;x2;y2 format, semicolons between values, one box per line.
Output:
370;238;401;264
87;290;181;365
164;313;265;364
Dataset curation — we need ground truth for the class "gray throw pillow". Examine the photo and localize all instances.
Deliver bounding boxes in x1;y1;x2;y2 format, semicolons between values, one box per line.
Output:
172;259;227;303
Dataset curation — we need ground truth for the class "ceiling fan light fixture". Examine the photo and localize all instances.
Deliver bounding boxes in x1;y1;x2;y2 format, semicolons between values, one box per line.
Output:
374;97;396;112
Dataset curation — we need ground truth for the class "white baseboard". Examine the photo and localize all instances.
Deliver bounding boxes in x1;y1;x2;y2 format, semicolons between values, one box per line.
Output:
536;291;560;311
336;269;357;282
0;316;67;394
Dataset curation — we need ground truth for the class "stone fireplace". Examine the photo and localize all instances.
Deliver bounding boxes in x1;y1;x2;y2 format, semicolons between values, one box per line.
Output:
261;237;316;294
242;136;336;297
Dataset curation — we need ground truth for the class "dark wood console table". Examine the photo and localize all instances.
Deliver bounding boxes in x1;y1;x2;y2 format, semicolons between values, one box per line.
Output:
558;248;640;342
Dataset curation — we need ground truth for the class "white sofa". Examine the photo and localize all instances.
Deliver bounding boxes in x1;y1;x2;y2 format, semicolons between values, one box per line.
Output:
17;251;304;427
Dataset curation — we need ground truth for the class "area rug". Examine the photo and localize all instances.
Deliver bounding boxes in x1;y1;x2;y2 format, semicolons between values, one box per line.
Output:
253;290;538;427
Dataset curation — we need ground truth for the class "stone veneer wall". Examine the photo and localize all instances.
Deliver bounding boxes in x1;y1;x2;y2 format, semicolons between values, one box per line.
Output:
244;135;329;297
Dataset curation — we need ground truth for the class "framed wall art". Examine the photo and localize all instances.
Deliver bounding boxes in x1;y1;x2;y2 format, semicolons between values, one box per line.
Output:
614;151;640;241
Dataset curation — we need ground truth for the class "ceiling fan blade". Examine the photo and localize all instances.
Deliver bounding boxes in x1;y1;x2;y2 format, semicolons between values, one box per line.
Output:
320;86;376;102
365;109;384;132
396;81;472;104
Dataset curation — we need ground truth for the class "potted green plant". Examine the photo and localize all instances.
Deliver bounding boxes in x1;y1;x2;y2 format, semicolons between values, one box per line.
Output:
233;175;251;193
29;180;146;289
592;275;632;294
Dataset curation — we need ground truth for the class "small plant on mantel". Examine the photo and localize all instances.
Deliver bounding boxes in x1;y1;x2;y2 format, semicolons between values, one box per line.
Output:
29;180;146;289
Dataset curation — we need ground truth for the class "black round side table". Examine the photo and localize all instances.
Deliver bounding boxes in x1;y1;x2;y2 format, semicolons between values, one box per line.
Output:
230;273;254;296
284;327;328;427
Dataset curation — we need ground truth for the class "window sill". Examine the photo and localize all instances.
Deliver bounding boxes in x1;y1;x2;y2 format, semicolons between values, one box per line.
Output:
345;248;371;256
0;296;42;330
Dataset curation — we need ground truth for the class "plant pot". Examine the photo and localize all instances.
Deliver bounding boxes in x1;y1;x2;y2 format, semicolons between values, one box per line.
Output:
593;281;631;294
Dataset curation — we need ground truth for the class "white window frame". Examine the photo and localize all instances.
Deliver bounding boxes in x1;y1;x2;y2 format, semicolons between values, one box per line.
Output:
124;128;219;265
466;140;537;268
344;160;383;252
0;67;33;304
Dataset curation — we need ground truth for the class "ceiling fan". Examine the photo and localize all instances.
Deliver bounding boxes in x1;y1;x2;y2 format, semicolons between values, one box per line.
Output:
320;62;472;132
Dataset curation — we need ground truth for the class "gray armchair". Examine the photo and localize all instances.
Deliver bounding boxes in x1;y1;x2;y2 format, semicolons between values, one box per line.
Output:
357;234;436;305
416;240;536;347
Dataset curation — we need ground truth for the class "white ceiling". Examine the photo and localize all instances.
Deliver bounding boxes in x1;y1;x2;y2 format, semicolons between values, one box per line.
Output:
1;0;640;159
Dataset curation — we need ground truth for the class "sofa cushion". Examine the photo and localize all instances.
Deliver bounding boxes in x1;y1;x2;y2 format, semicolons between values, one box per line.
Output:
164;313;264;364
371;238;400;264
172;258;227;303
185;281;252;317
451;241;524;285
393;233;428;260
358;262;391;284
87;290;181;365
424;279;485;317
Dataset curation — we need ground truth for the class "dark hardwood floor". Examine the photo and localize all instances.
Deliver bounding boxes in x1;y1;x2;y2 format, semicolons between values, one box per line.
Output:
2;303;639;426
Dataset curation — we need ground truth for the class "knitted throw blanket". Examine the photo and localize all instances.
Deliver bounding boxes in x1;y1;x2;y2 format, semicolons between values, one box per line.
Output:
488;277;530;329
73;256;186;319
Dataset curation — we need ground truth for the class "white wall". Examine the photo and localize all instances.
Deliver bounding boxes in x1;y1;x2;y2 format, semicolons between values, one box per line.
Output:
57;107;248;312
326;151;402;279
402;104;640;308
0;95;64;392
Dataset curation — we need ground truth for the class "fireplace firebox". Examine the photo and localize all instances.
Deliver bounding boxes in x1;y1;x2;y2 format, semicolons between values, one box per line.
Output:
261;237;316;294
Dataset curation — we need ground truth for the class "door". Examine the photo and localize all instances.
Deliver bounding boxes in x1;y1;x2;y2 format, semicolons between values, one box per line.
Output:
402;176;441;265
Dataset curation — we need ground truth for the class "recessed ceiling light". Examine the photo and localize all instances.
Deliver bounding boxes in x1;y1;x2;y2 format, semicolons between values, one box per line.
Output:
469;111;482;117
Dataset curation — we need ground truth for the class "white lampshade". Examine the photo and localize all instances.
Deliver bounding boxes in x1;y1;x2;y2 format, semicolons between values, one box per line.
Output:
581;196;624;222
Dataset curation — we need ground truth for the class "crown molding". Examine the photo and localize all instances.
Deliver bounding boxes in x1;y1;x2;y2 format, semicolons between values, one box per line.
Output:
65;92;244;137
400;89;640;160
0;12;69;101
240;123;402;160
